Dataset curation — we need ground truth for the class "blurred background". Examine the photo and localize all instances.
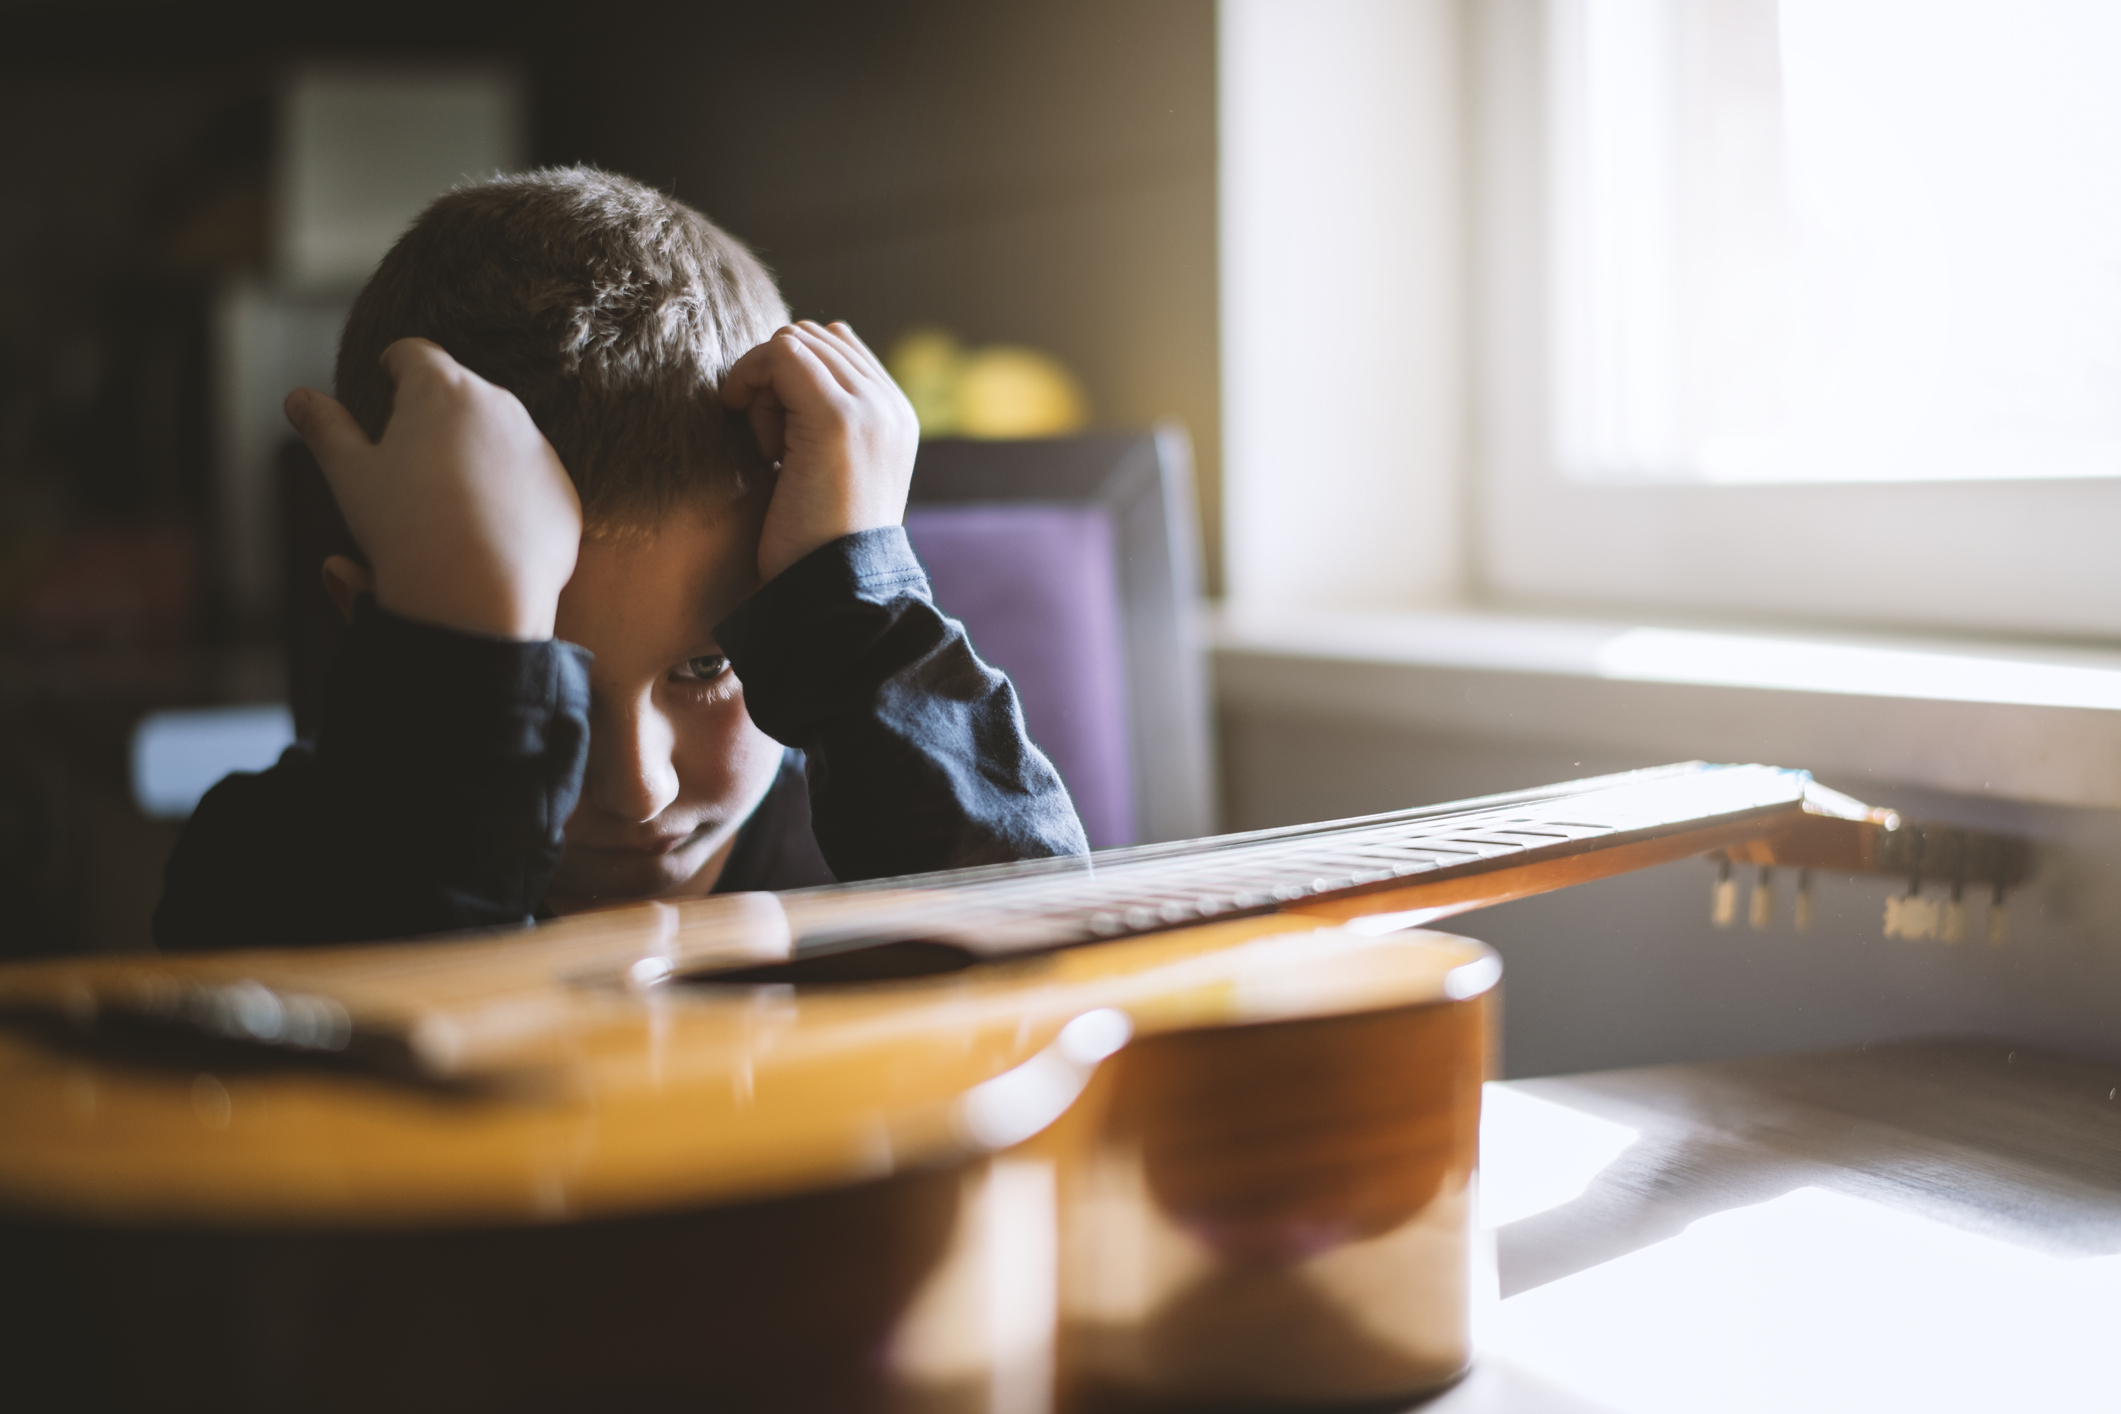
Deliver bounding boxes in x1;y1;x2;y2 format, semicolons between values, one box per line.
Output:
7;0;2121;1081
0;0;1216;955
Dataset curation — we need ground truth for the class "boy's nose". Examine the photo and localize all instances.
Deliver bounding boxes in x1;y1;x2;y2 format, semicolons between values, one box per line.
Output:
587;702;681;823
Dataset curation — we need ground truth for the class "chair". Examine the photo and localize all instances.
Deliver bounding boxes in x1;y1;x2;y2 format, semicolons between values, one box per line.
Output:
904;427;1216;848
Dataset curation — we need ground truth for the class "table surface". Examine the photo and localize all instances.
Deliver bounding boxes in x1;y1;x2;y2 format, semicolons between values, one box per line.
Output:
1422;1037;2121;1413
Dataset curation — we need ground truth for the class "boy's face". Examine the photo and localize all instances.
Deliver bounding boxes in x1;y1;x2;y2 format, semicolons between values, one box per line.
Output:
541;490;785;911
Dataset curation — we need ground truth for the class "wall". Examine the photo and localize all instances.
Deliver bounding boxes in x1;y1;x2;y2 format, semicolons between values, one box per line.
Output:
1218;0;1467;612
1221;704;2121;1079
541;0;1222;589
1;0;1221;607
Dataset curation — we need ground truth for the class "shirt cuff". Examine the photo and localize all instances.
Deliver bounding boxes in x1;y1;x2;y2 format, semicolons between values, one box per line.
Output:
321;597;592;758
717;527;932;647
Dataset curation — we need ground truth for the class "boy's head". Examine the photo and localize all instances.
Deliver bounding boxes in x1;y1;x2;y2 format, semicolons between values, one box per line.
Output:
336;168;798;909
337;166;789;526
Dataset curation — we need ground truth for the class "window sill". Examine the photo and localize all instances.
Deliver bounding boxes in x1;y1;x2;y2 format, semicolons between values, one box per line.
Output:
1209;607;2121;811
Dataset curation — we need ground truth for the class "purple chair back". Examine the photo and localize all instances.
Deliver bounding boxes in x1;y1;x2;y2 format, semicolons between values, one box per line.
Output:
904;504;1134;848
904;432;1216;851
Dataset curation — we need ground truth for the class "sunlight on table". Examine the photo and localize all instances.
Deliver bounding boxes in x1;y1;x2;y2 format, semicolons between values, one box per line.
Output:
1479;1086;1640;1229
1479;1088;2121;1413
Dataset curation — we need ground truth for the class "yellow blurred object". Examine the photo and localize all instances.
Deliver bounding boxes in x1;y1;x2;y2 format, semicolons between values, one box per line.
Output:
886;328;1089;439
886;328;968;435
955;346;1087;438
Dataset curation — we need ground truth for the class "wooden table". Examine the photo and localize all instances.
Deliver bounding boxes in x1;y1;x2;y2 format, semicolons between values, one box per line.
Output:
1424;1039;2121;1413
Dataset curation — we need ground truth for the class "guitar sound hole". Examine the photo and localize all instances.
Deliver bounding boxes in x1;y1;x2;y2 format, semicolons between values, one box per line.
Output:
686;940;979;989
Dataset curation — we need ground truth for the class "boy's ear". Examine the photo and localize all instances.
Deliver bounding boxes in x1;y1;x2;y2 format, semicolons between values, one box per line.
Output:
320;555;376;625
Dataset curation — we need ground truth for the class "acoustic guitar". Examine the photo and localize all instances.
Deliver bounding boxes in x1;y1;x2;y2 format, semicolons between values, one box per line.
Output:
0;762;2024;1412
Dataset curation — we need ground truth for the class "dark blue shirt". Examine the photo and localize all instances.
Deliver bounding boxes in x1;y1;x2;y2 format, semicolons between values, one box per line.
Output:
153;528;1086;952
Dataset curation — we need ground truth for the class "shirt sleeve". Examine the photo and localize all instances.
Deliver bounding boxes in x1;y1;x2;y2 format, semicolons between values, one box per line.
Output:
715;526;1089;879
153;600;591;952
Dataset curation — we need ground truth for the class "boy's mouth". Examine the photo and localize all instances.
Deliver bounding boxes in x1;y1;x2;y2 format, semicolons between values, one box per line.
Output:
574;826;708;859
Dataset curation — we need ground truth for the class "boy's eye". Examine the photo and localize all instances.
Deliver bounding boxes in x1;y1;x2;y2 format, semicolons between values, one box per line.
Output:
674;654;731;682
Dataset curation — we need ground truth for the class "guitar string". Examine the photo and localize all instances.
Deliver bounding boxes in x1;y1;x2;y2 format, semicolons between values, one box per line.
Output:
788;760;1721;901
770;764;1813;953
762;787;1741;959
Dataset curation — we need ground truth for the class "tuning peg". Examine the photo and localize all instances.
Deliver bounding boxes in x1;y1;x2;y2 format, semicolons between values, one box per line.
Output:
1794;869;1815;933
1749;867;1774;930
1885;882;1939;941
1712;860;1737;928
1941;881;1966;944
1907;894;1938;940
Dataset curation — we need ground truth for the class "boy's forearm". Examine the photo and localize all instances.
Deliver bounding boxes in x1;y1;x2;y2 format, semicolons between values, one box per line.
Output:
155;602;591;951
717;528;1088;880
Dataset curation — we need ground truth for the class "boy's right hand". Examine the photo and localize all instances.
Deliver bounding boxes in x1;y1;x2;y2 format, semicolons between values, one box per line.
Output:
722;321;919;584
285;338;581;641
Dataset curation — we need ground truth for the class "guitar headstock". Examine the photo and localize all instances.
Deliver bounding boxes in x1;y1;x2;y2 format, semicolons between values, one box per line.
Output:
1707;779;2031;940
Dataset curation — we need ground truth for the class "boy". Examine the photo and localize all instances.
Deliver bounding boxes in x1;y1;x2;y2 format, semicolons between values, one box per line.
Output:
154;167;1086;951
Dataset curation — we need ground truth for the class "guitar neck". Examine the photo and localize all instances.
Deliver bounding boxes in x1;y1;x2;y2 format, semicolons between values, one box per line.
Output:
769;762;1827;965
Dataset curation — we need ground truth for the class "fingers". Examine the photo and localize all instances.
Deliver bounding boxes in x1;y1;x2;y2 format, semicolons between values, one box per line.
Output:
718;331;785;409
806;320;884;377
723;320;897;408
720;326;844;411
377;336;458;387
826;321;891;381
745;393;787;464
283;388;371;463
787;326;868;397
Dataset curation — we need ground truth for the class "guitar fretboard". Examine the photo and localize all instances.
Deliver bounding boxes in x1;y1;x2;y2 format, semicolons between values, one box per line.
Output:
773;762;1818;962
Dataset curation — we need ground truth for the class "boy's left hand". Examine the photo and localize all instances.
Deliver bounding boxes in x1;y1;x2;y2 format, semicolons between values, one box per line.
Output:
720;321;919;584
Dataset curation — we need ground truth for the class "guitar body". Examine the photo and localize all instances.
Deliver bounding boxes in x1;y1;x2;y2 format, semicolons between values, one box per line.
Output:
1056;979;1488;1411
3;1159;968;1412
0;764;2012;1410
0;916;1495;1413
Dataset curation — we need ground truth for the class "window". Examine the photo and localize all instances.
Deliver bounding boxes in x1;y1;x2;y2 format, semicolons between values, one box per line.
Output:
1552;0;2121;486
1476;0;2121;637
